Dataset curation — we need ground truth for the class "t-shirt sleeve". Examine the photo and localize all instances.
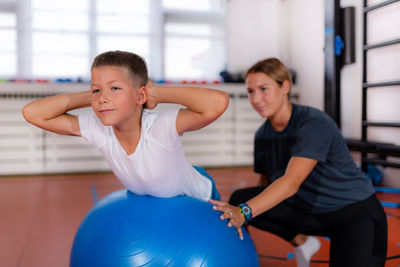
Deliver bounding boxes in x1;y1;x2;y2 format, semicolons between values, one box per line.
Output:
292;117;334;162
148;108;181;148
78;113;108;148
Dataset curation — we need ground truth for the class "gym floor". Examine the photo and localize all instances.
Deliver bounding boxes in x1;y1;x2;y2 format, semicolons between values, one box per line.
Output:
0;167;399;267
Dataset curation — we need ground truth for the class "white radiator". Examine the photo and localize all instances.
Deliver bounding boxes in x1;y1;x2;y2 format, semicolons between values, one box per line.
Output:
0;83;275;175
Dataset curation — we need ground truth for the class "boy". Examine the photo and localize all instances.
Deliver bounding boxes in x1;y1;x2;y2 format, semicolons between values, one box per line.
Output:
23;50;229;201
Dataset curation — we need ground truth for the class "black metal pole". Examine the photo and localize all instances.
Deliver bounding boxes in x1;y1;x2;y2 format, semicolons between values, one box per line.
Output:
324;0;342;127
361;0;368;172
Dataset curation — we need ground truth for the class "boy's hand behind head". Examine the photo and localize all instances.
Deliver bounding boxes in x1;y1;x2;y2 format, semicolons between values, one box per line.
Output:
146;78;154;88
143;79;157;109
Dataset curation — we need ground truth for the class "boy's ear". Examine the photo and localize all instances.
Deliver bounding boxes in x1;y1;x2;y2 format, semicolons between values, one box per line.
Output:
137;86;147;105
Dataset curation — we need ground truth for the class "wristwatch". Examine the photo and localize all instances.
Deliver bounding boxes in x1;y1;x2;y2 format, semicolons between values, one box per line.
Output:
239;203;252;224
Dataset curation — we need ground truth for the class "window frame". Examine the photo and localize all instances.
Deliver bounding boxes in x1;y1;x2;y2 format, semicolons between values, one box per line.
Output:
0;0;18;77
0;0;226;81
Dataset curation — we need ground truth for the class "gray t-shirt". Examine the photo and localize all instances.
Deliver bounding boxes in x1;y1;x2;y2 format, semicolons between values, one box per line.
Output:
254;104;375;214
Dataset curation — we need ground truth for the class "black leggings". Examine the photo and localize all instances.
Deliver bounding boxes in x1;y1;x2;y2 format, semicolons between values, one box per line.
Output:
230;186;387;267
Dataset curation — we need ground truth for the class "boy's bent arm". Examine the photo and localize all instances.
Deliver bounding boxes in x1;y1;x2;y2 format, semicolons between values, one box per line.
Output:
147;85;229;135
22;91;92;136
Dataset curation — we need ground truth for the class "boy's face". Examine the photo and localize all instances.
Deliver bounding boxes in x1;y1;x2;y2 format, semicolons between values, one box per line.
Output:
90;66;145;129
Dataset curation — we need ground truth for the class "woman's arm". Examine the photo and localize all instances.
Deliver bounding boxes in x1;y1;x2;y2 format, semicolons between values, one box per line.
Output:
247;157;317;217
145;84;229;135
22;91;92;136
210;156;317;239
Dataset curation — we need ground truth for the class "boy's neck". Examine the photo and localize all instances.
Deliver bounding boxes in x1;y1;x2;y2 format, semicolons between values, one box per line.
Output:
112;111;142;155
113;125;141;155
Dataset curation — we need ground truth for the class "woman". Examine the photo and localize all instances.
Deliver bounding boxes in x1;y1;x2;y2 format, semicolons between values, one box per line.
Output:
210;58;387;267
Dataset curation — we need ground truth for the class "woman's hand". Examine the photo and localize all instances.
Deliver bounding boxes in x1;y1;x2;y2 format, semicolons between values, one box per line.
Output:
209;199;246;240
143;78;157;109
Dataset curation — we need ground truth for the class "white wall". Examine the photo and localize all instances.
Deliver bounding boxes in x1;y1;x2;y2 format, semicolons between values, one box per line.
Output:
283;0;325;110
226;0;281;73
226;0;325;109
339;0;364;139
226;0;399;187
227;0;399;138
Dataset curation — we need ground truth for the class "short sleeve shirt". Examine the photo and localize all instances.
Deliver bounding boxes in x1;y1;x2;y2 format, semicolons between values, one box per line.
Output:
78;109;212;201
254;104;375;214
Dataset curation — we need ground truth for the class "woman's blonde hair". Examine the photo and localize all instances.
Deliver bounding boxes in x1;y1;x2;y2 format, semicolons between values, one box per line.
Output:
246;58;292;89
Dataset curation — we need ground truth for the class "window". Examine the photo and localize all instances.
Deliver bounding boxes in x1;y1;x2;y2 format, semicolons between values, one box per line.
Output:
163;0;226;81
32;0;89;77
2;0;226;81
0;13;17;76
163;0;213;11
96;0;150;66
164;21;225;81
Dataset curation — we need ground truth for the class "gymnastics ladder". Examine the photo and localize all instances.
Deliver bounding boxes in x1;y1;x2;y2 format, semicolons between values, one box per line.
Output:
357;0;400;172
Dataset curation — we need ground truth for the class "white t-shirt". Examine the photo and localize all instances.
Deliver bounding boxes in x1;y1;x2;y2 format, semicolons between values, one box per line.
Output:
78;108;212;201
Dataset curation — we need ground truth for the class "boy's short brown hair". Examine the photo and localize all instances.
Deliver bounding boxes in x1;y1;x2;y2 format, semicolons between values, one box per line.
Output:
91;50;148;88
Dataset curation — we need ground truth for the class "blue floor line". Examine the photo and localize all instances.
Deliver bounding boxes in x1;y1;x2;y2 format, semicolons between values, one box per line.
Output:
375;187;400;194
380;201;400;208
91;184;98;204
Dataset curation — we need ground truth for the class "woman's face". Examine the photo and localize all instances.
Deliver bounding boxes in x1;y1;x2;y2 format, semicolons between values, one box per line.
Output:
246;72;289;118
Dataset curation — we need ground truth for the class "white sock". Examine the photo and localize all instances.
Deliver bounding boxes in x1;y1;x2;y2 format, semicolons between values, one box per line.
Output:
294;236;321;267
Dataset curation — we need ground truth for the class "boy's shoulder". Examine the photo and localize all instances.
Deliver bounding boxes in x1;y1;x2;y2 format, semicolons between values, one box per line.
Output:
79;111;106;130
141;108;180;131
78;112;113;147
142;108;179;122
141;109;160;125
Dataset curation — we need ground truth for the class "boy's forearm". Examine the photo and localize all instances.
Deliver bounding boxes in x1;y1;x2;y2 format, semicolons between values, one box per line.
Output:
23;91;91;122
150;85;228;114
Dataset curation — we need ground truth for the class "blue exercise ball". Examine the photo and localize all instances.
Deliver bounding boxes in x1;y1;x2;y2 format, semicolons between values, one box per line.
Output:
70;190;259;267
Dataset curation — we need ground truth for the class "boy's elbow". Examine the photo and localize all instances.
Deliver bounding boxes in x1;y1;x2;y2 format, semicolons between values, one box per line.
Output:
215;91;229;115
199;91;229;124
22;103;43;127
22;104;34;124
221;91;230;109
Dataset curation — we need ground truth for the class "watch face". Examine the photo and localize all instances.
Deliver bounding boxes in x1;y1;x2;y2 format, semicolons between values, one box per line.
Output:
242;206;250;215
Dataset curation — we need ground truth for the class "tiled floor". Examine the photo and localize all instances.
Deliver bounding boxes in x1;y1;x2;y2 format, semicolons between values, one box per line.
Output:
0;167;399;266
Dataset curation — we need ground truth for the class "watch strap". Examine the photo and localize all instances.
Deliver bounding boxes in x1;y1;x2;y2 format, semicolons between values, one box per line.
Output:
239;203;252;224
